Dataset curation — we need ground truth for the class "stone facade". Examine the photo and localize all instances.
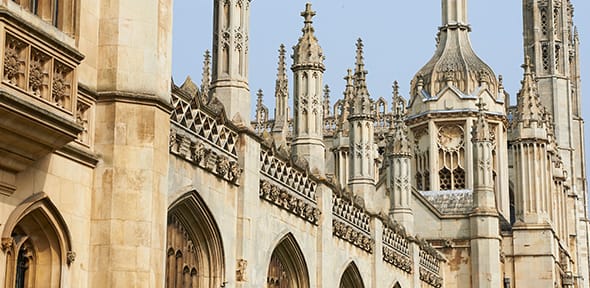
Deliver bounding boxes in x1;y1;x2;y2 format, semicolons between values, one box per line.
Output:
0;0;587;288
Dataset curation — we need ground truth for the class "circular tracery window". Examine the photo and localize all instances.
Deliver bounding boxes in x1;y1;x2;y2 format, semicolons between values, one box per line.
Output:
437;125;464;151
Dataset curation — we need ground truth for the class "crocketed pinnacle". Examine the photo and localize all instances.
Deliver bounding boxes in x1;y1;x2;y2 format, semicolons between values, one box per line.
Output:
515;56;545;126
410;0;498;97
292;3;325;71
472;95;491;142
255;89;268;123
200;50;211;101
323;85;331;117
275;44;288;99
388;82;411;156
349;39;373;118
337;69;355;133
392;81;406;120
273;44;289;133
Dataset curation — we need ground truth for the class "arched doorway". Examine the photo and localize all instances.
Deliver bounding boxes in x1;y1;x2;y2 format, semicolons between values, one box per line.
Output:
339;262;364;288
266;233;309;288
2;193;73;288
166;191;225;288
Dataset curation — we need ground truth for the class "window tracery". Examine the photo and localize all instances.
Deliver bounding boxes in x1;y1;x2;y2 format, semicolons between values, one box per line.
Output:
11;0;75;34
2;194;73;288
437;124;465;190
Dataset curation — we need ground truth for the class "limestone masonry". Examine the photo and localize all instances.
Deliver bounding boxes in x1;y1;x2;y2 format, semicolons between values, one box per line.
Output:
0;0;587;287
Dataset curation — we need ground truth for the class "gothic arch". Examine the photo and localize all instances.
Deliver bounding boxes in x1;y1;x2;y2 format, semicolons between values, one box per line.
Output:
393;282;402;288
167;191;225;288
266;233;310;288
339;261;364;288
2;192;73;288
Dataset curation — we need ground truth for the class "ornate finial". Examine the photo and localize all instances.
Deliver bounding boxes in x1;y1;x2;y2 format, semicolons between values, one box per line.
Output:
255;89;268;124
354;38;366;78
522;55;533;75
323;85;331;117
392;81;407;120
498;75;504;90
277;44;287;82
301;3;316;32
201;50;212;102
343;68;354;102
292;3;324;69
387;85;412;156
475;96;488;113
515;55;545;126
472;95;490;142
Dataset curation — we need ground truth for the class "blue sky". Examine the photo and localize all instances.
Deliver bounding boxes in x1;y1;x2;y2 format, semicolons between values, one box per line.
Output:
172;0;589;164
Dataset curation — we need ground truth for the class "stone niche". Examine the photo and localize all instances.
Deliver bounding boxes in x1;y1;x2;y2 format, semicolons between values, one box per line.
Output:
0;10;84;195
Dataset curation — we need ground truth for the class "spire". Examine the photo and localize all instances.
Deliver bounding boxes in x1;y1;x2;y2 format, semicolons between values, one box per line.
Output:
515;56;545;126
336;69;355;133
349;39;373;118
273;44;289;138
200;50;211;102
276;44;287;87
292;3;324;70
388;82;411;156
353;38;369;97
472;95;490;142
323;85;331;118
392;81;406;119
255;89;268;124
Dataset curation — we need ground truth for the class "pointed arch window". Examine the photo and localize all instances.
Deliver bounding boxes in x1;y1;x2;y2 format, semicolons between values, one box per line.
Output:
2;193;74;288
266;233;310;288
339;262;365;288
11;0;76;34
166;191;225;288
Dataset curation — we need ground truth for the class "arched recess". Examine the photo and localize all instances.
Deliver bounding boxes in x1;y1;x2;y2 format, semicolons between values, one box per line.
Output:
393;282;402;288
166;191;225;288
2;192;74;288
266;233;310;288
339;262;365;288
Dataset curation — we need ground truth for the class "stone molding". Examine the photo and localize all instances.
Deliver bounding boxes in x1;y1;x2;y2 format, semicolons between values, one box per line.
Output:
332;218;374;253
170;93;239;157
332;191;374;253
170;130;242;185
382;220;413;273
260;149;317;202
417;237;445;287
259;179;320;225
419;267;443;288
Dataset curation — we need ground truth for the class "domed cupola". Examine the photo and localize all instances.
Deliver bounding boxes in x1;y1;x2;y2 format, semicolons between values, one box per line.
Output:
408;0;503;114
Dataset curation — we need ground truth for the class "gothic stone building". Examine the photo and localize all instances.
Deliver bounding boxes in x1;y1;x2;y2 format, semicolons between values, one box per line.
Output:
0;0;588;287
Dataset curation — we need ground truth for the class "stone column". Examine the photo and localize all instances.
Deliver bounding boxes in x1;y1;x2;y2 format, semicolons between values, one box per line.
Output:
90;0;172;287
469;99;501;288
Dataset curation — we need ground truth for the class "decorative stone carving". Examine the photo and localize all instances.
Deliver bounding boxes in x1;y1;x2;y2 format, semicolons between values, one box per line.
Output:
419;267;443;288
170;93;239;157
1;237;13;252
383;246;413;273
259;179;320;225
76;100;91;145
260;149;317;201
170;131;241;185
29;49;50;97
332;218;374;253
67;251;76;265
236;259;247;282
52;61;73;109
